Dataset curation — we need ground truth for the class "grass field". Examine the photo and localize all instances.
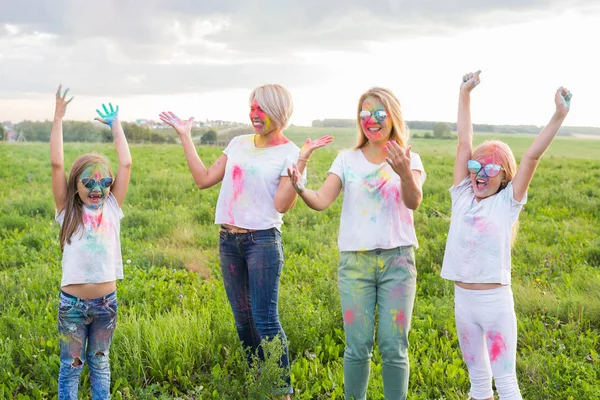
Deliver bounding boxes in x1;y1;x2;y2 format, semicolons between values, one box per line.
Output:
0;130;599;399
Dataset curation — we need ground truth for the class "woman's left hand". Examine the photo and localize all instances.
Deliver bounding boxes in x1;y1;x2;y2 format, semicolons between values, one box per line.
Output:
299;135;334;160
385;141;412;180
94;103;120;128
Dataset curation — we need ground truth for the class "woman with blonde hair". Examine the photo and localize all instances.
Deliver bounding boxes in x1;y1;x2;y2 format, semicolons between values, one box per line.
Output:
160;84;332;397
289;87;426;399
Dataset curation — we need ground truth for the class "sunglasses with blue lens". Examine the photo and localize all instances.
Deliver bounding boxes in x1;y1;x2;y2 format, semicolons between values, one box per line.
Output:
467;160;503;177
80;177;114;189
359;109;388;123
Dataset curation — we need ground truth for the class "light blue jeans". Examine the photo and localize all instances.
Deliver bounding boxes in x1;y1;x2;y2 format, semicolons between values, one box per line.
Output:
58;290;117;400
338;247;417;400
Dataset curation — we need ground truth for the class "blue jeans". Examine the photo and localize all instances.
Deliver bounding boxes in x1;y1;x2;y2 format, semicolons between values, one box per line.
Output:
219;227;292;394
338;247;417;400
58;290;118;400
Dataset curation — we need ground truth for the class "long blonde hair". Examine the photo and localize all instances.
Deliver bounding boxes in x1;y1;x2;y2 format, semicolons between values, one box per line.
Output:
355;87;409;149
59;154;113;252
472;140;519;244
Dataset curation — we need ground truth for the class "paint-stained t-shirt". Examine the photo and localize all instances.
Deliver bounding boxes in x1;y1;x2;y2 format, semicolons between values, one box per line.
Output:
57;193;124;287
441;177;527;285
328;149;426;252
215;134;302;231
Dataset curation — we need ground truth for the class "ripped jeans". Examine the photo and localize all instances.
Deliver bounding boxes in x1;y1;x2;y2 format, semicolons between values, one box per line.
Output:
58;290;118;400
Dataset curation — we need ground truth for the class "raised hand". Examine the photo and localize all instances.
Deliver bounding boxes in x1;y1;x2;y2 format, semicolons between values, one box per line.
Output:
460;70;482;93
299;135;334;160
159;111;194;137
286;163;306;193
54;85;74;120
95;103;120;128
555;86;572;116
385;141;412;180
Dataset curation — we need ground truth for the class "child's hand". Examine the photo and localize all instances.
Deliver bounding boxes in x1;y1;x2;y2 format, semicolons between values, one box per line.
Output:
54;85;73;120
385;141;412;180
286;163;306;193
460;70;481;93
555;86;572;116
299;135;334;161
95;103;120;128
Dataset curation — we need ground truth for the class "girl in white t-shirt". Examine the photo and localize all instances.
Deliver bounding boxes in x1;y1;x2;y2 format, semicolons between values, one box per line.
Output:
50;86;132;399
289;87;425;400
441;71;572;400
159;84;332;398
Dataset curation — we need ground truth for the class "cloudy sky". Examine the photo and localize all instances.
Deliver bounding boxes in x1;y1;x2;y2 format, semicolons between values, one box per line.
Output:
1;0;599;127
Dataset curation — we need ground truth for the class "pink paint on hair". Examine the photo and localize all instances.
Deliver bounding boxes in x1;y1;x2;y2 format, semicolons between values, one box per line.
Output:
487;331;507;362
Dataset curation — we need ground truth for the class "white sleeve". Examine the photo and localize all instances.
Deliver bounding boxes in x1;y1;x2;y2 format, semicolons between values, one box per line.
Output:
410;152;426;185
327;151;346;189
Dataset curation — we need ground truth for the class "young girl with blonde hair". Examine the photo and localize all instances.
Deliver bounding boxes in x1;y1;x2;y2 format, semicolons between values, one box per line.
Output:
442;70;572;400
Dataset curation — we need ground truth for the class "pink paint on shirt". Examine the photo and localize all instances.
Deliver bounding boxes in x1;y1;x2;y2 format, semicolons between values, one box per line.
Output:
487;331;507;362
227;165;244;224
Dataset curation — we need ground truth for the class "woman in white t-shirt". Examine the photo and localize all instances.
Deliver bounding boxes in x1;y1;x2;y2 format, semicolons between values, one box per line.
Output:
50;86;132;399
159;84;332;398
441;71;571;400
289;87;425;400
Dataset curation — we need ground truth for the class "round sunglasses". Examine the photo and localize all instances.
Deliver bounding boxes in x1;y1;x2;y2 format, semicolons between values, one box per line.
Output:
359;110;388;123
80;177;114;189
467;160;504;177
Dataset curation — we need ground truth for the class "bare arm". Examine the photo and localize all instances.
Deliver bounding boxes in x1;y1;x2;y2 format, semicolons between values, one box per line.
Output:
288;164;342;211
50;85;72;214
95;103;132;206
159;111;226;189
512;87;571;202
454;70;481;187
274;135;335;213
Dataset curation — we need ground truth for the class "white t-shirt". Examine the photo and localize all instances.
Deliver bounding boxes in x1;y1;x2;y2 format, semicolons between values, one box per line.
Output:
57;193;124;287
441;177;527;285
214;134;302;231
328;149;426;252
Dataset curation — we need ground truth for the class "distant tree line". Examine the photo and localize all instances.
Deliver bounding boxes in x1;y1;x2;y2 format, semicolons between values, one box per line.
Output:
11;121;178;143
311;119;600;136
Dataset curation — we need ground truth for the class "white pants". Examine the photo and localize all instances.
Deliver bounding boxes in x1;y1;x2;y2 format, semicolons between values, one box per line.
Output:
454;284;522;400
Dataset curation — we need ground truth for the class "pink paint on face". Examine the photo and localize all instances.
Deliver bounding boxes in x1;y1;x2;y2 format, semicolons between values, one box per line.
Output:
249;99;273;135
470;155;506;201
487;331;507;362
344;308;357;325
360;96;392;143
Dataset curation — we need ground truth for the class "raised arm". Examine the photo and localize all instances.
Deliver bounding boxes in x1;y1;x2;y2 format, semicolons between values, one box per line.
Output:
287;163;342;211
274;135;334;213
511;87;571;202
454;70;481;187
95;103;132;206
159;111;226;189
50;85;73;213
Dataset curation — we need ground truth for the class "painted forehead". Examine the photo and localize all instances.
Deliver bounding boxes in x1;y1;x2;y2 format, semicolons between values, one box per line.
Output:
361;96;385;110
80;163;110;178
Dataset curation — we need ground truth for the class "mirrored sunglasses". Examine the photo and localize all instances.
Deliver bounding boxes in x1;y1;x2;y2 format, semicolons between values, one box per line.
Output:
359;110;388;123
80;177;114;189
467;160;503;177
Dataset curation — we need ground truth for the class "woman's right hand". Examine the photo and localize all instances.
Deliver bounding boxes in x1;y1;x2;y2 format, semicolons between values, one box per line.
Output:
159;111;194;137
460;70;481;94
299;135;334;160
286;163;306;193
54;85;73;120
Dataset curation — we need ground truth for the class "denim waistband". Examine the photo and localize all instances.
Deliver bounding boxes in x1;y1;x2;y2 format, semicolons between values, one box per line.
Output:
60;289;117;304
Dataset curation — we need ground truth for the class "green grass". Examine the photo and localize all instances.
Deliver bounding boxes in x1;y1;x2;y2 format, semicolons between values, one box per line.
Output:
0;135;599;399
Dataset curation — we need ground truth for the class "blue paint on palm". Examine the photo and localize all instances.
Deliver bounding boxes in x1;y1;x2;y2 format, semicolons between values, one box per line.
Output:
96;103;119;128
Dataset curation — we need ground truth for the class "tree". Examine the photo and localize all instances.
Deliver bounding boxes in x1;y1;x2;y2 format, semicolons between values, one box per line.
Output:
201;130;217;145
0;124;4;141
433;122;452;138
